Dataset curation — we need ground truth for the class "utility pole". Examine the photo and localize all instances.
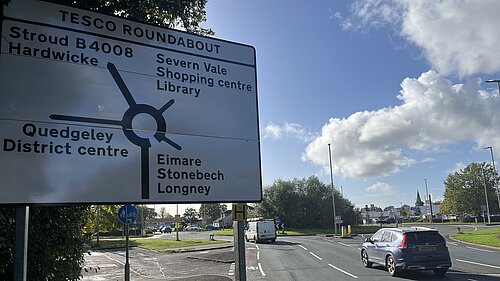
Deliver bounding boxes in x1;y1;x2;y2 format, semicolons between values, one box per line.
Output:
424;179;433;223
484;146;500;210
328;143;337;235
482;168;492;224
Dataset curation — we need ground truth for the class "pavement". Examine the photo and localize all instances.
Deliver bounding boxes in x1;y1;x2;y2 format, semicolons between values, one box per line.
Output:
82;240;236;281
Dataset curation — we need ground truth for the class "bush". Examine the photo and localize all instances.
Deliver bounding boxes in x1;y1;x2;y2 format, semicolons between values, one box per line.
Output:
0;206;90;281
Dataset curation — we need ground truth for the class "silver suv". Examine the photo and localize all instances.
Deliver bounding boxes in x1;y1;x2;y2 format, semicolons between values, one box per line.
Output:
361;227;452;276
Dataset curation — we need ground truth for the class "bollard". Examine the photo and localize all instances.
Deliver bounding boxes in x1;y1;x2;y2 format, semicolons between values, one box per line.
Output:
347;225;351;235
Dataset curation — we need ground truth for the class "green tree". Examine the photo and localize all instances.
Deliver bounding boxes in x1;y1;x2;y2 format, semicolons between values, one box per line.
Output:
47;0;213;35
255;176;357;228
414;207;422;217
0;206;90;280
182;207;200;225
441;162;499;219
84;205;121;234
199;203;227;224
400;204;410;219
159;207;168;219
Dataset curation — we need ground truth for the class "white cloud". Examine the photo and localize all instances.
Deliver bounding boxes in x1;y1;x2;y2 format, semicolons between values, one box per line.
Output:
366;182;395;195
343;0;500;76
303;71;500;179
263;122;317;142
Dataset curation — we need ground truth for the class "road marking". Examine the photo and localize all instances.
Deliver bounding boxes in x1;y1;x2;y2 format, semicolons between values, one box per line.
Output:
338;242;351;247
298;245;308;250
101;252;144;277
199;251;209;254
448;242;458;246
258;262;266;277
310;252;323;260
228;262;235;276
257;251;260;260
255;244;260;250
456;259;500;269
328;263;358;279
467;278;479;281
465;246;495;253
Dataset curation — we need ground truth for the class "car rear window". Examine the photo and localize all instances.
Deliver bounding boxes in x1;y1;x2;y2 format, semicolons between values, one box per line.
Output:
406;231;445;244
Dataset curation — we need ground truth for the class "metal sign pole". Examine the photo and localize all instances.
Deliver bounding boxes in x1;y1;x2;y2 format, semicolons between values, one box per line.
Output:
14;206;29;281
233;220;246;281
125;222;130;281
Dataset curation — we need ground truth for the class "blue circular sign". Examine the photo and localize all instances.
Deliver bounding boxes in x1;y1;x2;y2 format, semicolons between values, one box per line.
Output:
118;204;139;224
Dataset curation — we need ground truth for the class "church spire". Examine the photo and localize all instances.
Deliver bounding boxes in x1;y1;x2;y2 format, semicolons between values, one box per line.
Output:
415;191;424;206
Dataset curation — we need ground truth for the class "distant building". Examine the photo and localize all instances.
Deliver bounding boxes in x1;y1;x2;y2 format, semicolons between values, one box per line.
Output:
214;210;232;229
410;191;440;218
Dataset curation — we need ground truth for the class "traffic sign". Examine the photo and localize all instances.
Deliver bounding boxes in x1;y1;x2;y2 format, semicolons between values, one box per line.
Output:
118;204;139;224
275;217;281;224
0;0;261;204
232;203;247;221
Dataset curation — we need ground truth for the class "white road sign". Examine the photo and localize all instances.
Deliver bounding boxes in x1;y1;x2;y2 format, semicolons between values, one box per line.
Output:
0;0;261;204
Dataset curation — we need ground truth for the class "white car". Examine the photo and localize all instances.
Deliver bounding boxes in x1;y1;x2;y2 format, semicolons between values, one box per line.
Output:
185;225;198;231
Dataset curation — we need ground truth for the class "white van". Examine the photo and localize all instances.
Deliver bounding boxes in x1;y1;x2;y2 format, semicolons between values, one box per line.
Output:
245;219;276;243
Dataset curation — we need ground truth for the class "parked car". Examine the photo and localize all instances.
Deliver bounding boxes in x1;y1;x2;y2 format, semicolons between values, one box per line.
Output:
361;227;451;277
162;226;172;233
185;225;198;231
205;224;219;230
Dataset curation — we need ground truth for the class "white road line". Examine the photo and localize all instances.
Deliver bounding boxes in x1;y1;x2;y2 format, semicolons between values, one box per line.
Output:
465;246;495;253
309;252;323;260
328;263;358;279
456;259;500;269
338;242;351;247
257;251;260;260
255;244;260;250
298;245;308;250
467;278;479;281
258;262;266;277
101;252;144;277
228;262;235;276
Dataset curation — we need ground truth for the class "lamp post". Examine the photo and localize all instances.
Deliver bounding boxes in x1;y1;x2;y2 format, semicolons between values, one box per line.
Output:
482;167;492;224
484;146;500;210
485;79;500;93
424;179;433;223
328;143;337;236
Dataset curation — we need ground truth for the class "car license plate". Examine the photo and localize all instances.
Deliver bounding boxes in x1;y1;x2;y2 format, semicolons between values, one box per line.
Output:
419;246;436;252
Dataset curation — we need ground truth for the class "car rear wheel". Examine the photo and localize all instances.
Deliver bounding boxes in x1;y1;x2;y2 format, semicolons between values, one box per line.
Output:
386;254;399;277
361;250;372;268
433;268;448;276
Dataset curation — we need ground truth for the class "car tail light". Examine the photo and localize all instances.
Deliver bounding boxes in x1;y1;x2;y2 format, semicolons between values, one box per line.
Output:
398;234;407;249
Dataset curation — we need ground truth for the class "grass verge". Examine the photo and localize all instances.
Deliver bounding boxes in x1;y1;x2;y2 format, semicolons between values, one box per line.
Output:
91;238;228;250
450;228;500;248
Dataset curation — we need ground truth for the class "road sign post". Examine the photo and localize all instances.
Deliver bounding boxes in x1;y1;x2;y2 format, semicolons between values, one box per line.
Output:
118;204;138;281
233;203;247;281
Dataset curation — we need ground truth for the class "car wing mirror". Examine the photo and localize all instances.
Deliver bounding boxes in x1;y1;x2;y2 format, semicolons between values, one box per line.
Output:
365;237;373;244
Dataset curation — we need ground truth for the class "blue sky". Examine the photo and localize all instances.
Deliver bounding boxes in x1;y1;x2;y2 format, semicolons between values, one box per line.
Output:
159;0;500;215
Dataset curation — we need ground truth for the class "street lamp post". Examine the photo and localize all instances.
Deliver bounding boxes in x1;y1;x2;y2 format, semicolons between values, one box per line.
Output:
424;179;433;223
484;146;500;210
482;168;492;224
328;143;337;236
